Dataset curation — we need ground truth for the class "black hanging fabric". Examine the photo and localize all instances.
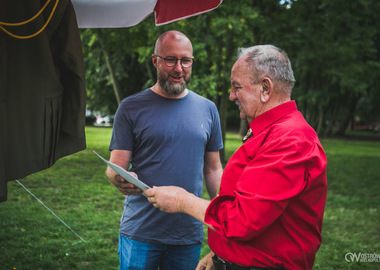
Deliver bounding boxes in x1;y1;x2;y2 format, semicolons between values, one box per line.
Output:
0;0;86;202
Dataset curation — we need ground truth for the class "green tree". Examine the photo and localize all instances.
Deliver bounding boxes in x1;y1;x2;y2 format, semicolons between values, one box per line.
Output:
235;0;380;136
274;0;380;135
81;2;264;161
81;0;380;142
81;23;154;115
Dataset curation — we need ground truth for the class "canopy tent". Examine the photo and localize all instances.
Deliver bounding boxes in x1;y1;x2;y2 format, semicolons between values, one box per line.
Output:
72;0;223;28
0;0;223;202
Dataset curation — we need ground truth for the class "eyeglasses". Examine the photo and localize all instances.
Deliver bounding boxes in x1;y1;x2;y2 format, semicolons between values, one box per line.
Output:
155;54;194;68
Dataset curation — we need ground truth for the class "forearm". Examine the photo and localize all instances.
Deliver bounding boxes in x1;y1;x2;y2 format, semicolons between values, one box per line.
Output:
105;150;141;195
106;166;118;186
204;151;223;199
145;186;215;230
180;192;214;230
204;168;223;199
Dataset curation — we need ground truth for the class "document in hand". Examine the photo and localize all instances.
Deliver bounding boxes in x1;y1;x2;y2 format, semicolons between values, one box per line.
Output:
93;151;151;191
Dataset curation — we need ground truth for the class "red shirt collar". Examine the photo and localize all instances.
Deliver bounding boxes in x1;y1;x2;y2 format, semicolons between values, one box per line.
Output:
249;100;297;136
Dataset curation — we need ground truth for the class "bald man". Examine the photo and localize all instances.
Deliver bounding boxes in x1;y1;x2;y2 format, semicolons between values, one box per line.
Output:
106;31;224;270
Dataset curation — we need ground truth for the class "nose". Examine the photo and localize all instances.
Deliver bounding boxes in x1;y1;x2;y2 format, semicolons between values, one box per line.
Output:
229;89;236;101
173;59;183;72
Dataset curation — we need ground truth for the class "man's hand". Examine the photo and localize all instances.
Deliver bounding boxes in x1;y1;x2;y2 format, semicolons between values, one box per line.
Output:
114;172;142;196
196;252;215;270
144;186;187;213
145;186;213;229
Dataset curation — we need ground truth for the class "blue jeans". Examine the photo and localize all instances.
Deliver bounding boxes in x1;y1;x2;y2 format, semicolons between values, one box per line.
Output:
118;235;201;270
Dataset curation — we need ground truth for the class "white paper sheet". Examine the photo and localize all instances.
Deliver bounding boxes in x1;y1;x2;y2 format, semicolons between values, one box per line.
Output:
93;151;151;192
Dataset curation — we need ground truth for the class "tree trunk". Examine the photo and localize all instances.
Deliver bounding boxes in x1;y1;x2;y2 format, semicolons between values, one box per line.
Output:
324;103;338;137
218;87;228;164
145;61;154;84
316;105;325;135
336;95;360;136
96;29;122;105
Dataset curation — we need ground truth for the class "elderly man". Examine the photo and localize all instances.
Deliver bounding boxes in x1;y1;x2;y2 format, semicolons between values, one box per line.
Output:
145;45;327;270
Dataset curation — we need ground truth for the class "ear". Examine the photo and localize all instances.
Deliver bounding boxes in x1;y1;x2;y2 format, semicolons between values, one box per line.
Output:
152;54;158;69
260;77;273;103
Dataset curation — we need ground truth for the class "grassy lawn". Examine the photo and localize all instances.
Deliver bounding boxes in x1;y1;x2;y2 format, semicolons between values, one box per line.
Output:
1;127;379;269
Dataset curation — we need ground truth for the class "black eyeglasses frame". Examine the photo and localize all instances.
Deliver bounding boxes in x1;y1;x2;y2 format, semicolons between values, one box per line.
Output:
154;54;194;68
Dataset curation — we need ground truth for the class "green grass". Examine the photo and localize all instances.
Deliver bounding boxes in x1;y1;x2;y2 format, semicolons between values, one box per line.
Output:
1;127;379;269
313;138;380;270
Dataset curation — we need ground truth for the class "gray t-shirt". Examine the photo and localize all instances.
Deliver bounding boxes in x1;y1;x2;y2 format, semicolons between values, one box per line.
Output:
109;89;223;245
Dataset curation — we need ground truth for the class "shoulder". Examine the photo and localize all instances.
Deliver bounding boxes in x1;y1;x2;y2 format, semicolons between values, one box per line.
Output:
285;111;318;141
268;113;323;155
187;90;217;108
115;89;154;120
120;89;152;104
118;89;158;112
188;90;210;101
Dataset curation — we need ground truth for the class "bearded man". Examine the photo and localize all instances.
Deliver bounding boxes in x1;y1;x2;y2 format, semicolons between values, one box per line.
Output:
106;30;224;270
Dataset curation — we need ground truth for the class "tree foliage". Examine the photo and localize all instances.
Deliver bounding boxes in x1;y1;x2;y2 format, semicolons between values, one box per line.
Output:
81;0;380;141
287;0;380;135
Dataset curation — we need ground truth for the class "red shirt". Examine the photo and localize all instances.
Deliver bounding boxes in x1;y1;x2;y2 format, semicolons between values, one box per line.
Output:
205;101;327;270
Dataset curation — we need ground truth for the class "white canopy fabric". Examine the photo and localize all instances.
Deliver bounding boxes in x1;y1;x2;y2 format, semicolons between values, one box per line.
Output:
71;0;223;28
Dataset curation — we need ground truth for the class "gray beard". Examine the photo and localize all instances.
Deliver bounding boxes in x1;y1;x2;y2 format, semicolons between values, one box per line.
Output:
158;73;191;96
159;80;186;96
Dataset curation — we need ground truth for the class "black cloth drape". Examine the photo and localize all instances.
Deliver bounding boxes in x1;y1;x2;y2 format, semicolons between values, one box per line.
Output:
0;0;86;202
